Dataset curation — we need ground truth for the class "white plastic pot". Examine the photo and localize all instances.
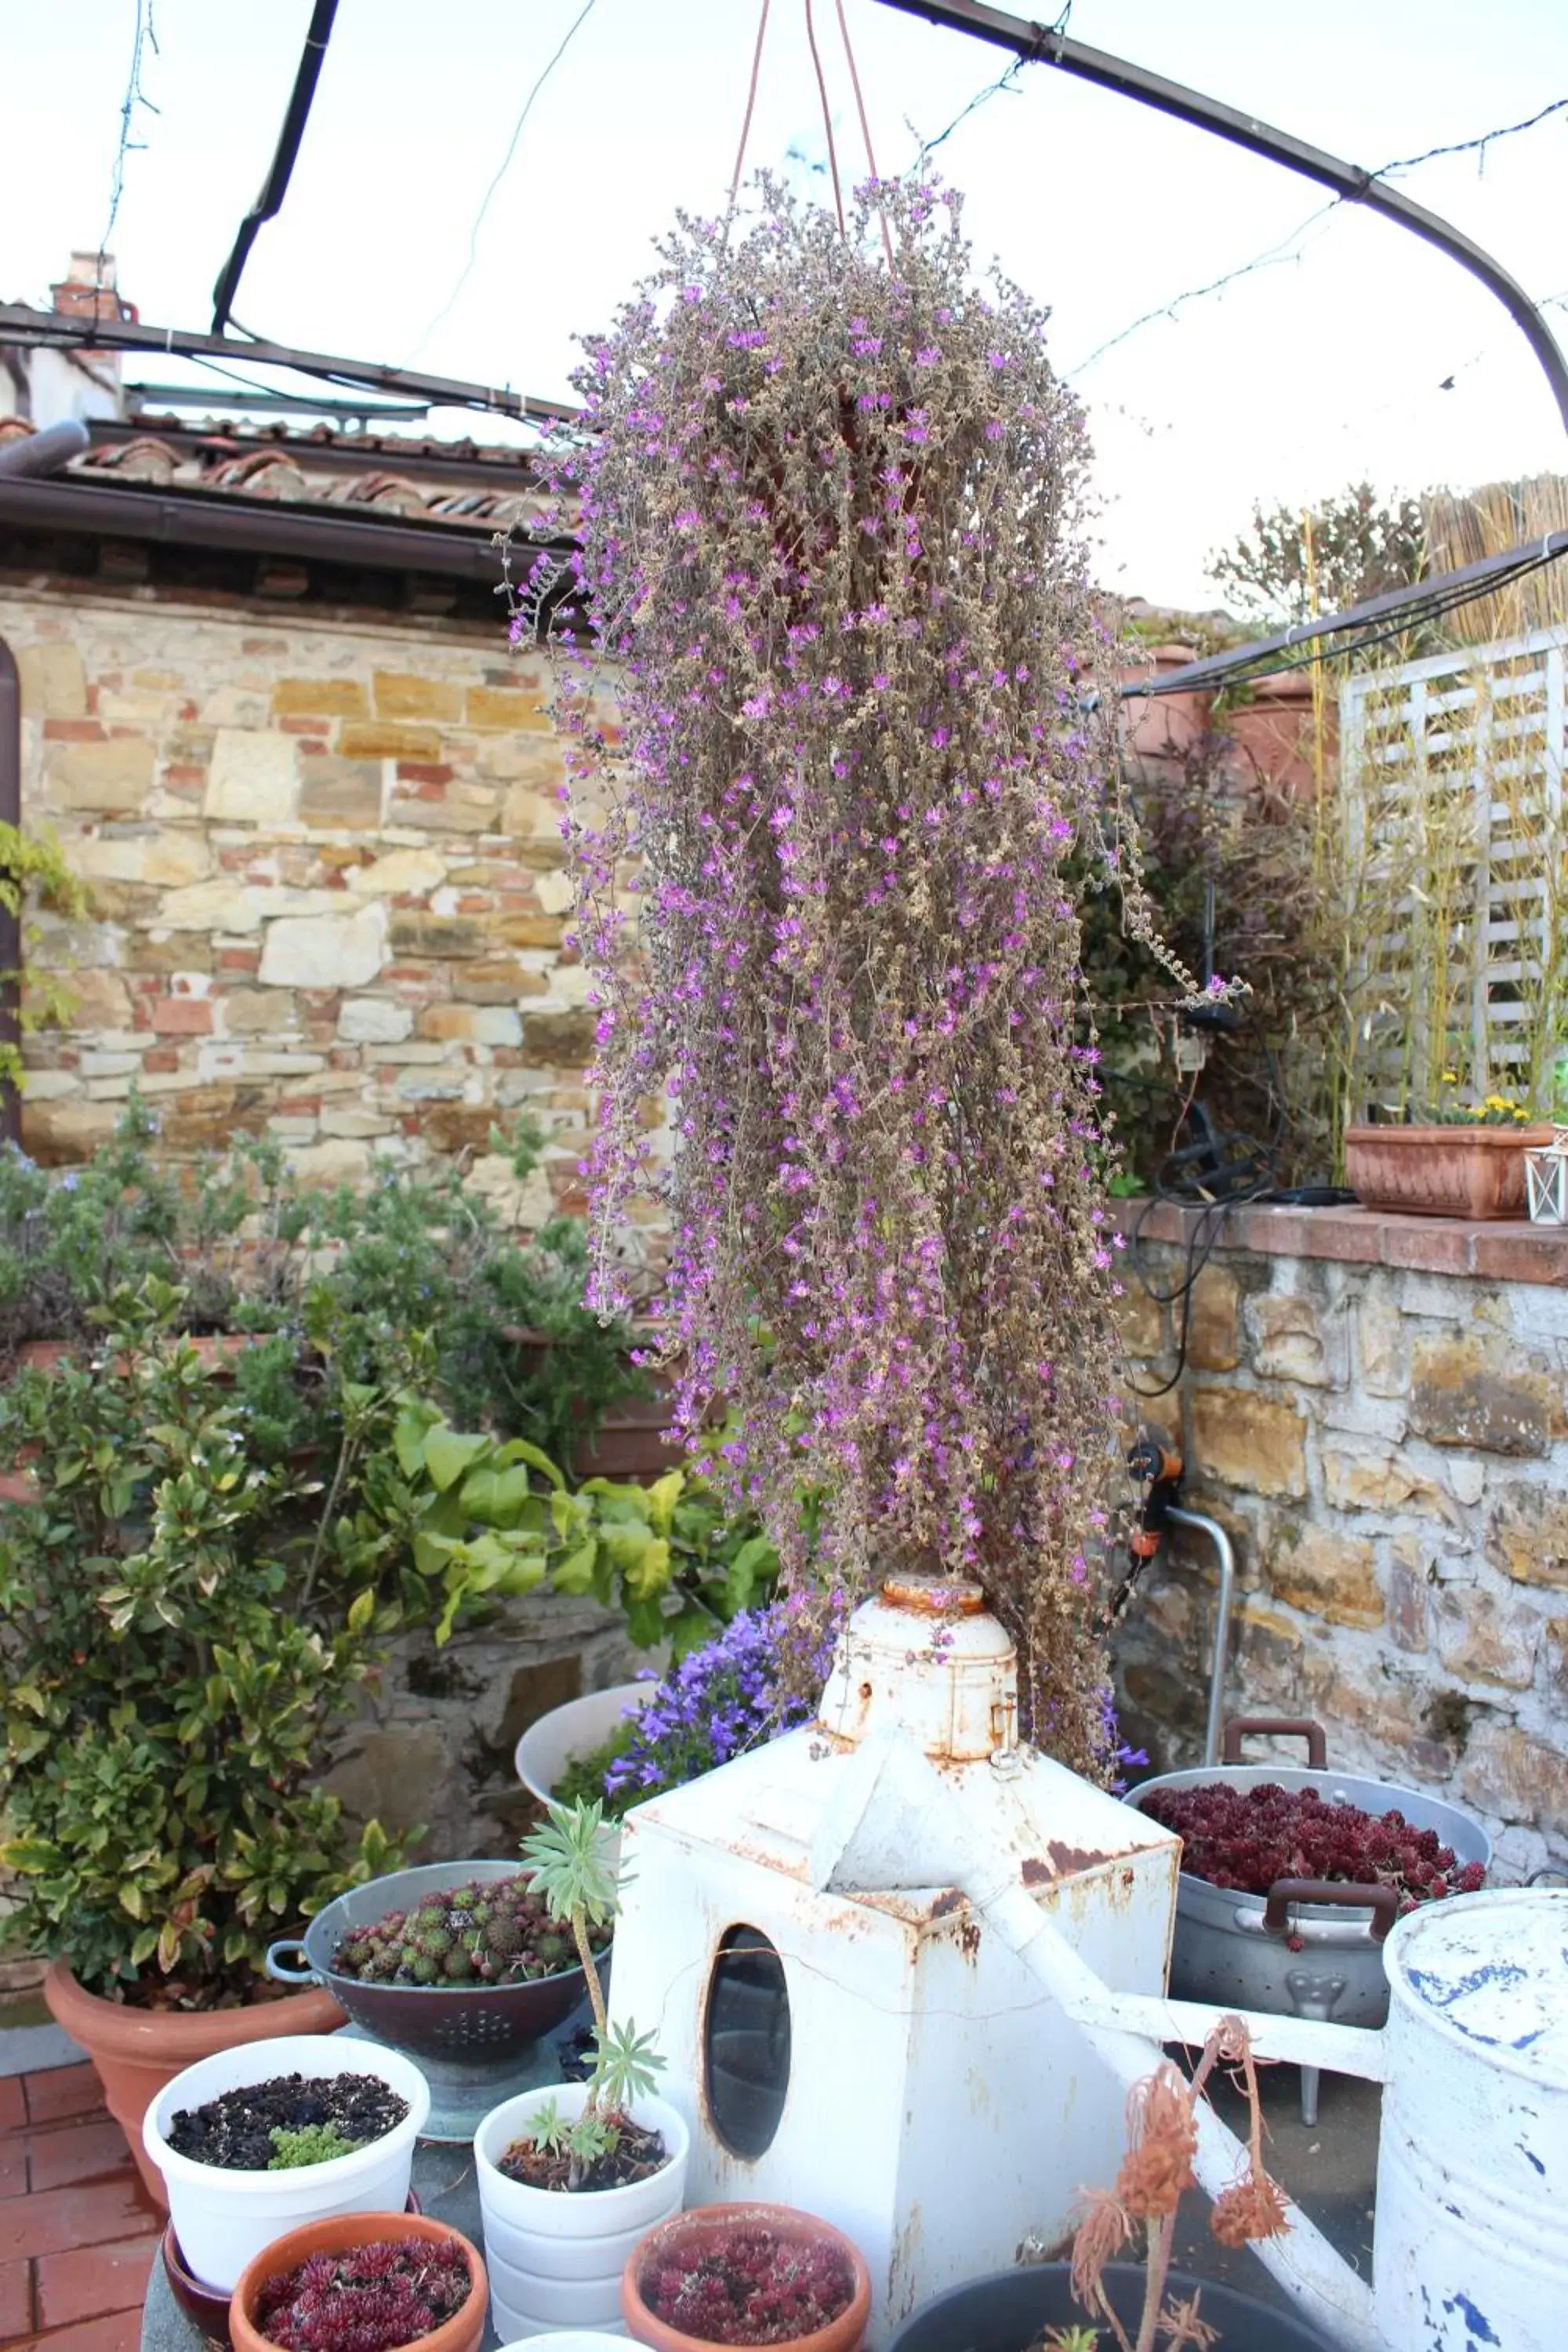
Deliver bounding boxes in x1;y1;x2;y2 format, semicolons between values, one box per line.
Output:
475;2080;689;2343
143;2031;430;2294
514;1683;651;1809
495;2338;632;2352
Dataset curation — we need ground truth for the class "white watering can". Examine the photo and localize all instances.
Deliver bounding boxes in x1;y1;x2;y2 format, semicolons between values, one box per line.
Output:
810;1711;1566;2352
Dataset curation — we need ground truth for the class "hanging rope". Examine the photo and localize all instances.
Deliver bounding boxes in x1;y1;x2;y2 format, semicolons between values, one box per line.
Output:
730;0;773;201
804;0;847;235
835;0;894;267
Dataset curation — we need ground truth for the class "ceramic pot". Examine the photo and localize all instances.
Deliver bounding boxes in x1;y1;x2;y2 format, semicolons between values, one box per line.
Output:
622;2203;871;2352
1344;1123;1552;1218
514;1684;652;1809
496;2339;632;2352
884;2261;1333;2352
43;1959;346;2205
161;2195;423;2350
476;2080;690;2343
229;2210;485;2352
143;2032;430;2294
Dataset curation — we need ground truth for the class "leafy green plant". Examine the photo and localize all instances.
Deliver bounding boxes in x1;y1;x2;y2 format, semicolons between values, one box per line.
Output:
0;818;90;1098
1207;482;1428;630
0;1275;459;2003
0;1105;643;1465
517;1798;663;2188
394;1402;779;1651
266;2123;358;2170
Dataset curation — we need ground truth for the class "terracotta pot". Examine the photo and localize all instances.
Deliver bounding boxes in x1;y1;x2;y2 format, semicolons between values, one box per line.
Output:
1344;1124;1552;1219
622;2202;871;2352
1225;671;1334;801
43;1958;346;2207
230;2211;486;2352
1120;641;1213;762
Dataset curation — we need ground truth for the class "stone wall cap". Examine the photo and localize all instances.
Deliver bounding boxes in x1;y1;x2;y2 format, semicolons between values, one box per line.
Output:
1115;1197;1568;1287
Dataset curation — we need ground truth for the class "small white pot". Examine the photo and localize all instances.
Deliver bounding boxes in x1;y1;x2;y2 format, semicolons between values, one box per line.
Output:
495;2337;633;2351
143;2032;430;2294
514;1683;651;1809
475;2080;688;2343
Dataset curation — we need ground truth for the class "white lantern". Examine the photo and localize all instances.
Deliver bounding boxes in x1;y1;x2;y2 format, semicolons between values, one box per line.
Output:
1525;1127;1568;1223
607;1578;1180;2342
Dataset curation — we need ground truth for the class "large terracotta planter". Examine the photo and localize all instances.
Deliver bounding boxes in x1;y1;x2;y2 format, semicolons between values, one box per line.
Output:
230;2210;486;2352
44;1958;346;2206
1344;1123;1552;1218
623;2202;871;2352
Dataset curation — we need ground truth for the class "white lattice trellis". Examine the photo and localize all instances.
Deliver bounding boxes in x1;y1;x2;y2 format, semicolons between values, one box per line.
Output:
1340;624;1568;1111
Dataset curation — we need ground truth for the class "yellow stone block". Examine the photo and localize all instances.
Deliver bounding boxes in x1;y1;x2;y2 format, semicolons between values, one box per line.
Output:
373;672;463;722
339;720;443;760
271;677;369;718
466;685;550;732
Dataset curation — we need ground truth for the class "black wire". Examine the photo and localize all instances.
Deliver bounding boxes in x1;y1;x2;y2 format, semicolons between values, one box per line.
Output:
408;0;601;361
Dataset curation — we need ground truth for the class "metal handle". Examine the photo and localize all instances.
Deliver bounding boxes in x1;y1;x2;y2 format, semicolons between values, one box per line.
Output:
1261;1878;1399;1946
1221;1715;1327;1769
264;1936;319;1985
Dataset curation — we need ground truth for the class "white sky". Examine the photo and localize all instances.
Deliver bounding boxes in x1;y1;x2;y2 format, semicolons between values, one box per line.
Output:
2;0;1566;608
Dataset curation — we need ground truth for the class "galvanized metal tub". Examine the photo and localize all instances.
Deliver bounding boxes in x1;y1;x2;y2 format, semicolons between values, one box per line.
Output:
1123;1717;1491;2121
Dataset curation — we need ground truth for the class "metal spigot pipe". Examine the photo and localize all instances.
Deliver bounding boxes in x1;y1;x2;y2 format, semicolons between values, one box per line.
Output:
1165;1503;1236;1769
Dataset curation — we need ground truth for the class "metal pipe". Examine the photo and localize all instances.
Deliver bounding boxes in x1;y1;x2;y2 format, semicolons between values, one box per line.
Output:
873;0;1568;437
0;303;574;427
0;638;22;1149
0;421;90;478
1165;1503;1235;1769
211;0;341;335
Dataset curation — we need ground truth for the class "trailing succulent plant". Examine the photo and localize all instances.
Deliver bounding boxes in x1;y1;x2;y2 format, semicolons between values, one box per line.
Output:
332;1872;590;1988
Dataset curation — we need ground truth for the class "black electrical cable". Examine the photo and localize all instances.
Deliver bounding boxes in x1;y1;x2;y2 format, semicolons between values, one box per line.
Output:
211;0;339;335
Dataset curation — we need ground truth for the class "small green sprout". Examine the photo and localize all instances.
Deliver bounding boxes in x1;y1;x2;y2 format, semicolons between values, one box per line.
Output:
266;2122;358;2170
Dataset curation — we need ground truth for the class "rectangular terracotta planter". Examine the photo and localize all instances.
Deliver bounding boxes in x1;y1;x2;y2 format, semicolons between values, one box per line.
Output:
1344;1124;1552;1219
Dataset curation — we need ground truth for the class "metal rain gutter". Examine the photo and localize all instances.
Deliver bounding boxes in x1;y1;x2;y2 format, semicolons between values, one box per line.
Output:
0;470;571;583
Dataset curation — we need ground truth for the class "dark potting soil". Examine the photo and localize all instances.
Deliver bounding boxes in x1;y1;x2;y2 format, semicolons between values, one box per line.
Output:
166;2071;408;2171
498;2116;667;2194
639;2229;855;2346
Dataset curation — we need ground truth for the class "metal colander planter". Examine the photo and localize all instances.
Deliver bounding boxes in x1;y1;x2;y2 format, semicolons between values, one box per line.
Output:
267;1861;602;2143
1123;1719;1490;2126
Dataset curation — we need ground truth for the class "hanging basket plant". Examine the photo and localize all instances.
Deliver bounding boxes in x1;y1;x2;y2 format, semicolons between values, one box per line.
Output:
531;176;1196;1775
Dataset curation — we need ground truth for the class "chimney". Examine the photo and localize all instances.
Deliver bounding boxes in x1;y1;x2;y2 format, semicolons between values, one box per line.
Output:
31;252;136;424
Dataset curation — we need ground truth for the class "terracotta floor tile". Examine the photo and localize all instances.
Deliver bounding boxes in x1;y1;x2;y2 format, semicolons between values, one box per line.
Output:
10;2311;143;2352
34;2234;160;2330
0;2078;24;2134
0;2176;158;2265
0;2253;32;2340
25;2122;134;2198
0;2144;24;2203
21;2069;101;2129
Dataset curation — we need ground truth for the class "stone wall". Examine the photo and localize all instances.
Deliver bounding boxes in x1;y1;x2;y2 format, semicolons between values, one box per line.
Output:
1113;1201;1568;1881
324;1592;646;1862
1;587;640;1223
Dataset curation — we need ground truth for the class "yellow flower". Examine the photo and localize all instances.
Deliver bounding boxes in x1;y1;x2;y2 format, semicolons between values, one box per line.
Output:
1441;1070;1458;1085
1514;1108;1530;1121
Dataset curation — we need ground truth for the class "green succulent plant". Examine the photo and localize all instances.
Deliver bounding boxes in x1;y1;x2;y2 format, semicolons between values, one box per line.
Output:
266;2122;358;2171
517;1798;663;2188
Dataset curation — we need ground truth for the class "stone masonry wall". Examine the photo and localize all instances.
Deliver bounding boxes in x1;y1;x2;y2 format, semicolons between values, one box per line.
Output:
1;587;646;1225
1114;1207;1568;1882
